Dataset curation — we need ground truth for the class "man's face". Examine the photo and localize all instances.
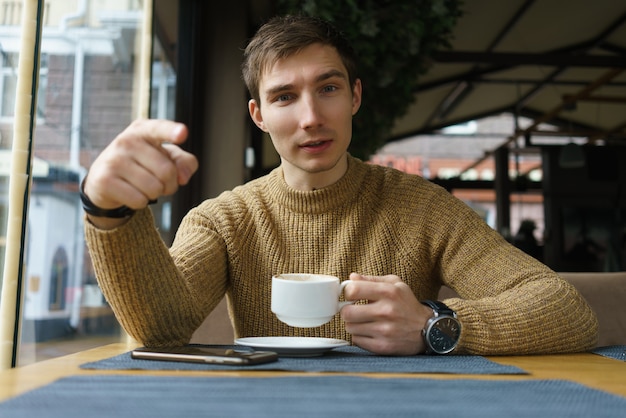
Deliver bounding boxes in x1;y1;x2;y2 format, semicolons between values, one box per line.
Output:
248;43;362;190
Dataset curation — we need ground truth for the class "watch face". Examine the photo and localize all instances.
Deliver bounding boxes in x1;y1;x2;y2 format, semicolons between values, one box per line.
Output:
427;316;461;354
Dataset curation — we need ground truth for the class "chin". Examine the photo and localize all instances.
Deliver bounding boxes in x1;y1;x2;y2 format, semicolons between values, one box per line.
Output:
303;152;336;165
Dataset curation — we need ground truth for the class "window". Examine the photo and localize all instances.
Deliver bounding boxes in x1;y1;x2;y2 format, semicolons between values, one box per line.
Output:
0;1;161;367
0;52;47;120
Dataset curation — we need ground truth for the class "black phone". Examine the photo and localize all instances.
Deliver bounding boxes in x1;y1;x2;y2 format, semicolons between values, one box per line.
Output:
131;345;278;365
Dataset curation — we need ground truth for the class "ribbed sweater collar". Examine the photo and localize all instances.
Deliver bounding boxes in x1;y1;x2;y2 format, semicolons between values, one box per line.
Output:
264;155;368;214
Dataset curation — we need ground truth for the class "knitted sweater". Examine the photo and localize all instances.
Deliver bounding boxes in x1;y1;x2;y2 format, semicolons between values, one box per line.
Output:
85;155;598;354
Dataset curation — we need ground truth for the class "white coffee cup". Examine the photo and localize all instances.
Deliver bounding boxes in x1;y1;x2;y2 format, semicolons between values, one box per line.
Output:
271;274;354;328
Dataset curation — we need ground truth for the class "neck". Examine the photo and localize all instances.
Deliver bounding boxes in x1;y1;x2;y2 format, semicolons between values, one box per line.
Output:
268;154;366;215
282;154;349;191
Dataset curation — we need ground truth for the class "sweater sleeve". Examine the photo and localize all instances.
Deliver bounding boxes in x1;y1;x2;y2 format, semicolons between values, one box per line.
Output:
433;199;598;355
84;208;227;347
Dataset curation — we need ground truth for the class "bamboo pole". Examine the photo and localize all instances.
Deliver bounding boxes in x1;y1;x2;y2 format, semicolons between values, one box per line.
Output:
0;0;43;370
137;0;154;119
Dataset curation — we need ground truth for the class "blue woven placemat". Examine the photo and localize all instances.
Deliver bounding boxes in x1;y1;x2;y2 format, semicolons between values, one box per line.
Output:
2;375;625;418
592;345;626;361
80;345;526;375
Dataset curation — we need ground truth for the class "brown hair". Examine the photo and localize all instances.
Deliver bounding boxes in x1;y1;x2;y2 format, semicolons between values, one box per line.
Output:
241;15;358;104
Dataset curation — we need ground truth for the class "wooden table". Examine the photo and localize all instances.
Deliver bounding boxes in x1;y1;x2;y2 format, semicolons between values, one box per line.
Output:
1;343;625;403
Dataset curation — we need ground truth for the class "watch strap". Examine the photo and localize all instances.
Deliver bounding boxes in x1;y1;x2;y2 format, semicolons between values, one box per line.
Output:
80;177;156;218
421;300;456;317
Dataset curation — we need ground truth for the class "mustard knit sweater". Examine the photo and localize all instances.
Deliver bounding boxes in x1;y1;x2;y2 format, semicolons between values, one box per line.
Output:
85;155;598;354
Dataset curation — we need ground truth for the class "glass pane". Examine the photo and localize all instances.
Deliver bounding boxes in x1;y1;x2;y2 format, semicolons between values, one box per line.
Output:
147;36;177;245
1;0;158;366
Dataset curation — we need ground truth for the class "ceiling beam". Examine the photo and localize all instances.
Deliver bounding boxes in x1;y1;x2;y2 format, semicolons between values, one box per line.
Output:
432;51;626;68
418;12;626;94
423;0;536;124
468;78;626;87
524;69;624;131
563;94;626;104
456;69;625;175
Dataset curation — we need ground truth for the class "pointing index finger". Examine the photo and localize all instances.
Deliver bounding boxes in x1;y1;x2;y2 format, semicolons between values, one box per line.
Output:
127;119;189;147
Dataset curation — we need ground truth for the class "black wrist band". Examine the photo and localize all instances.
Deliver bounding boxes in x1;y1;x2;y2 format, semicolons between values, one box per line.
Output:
80;179;136;218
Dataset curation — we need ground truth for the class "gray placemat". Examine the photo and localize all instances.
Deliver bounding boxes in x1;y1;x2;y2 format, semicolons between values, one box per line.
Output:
2;375;625;418
592;345;626;361
80;345;526;375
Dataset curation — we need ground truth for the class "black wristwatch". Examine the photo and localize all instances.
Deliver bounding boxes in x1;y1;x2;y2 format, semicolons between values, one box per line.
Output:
421;300;461;355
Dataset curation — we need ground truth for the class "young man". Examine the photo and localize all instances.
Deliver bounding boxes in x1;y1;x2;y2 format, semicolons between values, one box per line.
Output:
83;15;597;355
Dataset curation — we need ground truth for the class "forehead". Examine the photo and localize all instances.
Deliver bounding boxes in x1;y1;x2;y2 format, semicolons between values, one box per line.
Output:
259;43;348;90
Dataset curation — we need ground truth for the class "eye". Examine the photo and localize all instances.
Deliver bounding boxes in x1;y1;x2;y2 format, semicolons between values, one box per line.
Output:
276;94;293;102
321;85;337;93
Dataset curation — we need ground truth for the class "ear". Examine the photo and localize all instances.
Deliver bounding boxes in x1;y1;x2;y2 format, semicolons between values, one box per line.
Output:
248;99;268;132
351;79;362;116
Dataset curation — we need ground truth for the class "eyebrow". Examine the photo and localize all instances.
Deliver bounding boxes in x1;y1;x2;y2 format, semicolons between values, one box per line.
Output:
264;69;348;99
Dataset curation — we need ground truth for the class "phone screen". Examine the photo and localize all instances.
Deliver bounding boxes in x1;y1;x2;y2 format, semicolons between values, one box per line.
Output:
131;346;278;365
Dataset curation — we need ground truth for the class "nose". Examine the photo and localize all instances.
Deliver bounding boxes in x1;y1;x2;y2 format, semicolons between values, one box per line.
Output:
298;95;324;130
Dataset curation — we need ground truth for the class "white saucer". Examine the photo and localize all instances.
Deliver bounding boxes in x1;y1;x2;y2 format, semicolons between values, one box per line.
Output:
234;337;349;357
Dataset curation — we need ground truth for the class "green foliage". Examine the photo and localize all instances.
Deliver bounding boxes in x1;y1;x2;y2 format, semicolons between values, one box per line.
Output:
275;0;463;159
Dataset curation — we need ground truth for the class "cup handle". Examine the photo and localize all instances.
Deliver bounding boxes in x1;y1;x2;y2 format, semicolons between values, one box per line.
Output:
338;280;355;310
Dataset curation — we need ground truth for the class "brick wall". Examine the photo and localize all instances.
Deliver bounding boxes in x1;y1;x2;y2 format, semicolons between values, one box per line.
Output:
34;53;134;167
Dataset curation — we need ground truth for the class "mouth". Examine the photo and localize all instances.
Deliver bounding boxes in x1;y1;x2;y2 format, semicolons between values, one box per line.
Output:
300;139;332;150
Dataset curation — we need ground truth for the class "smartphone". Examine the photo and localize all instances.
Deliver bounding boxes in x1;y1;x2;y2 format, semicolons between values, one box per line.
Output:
131;345;278;365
